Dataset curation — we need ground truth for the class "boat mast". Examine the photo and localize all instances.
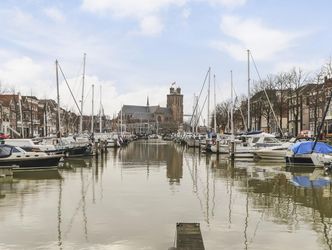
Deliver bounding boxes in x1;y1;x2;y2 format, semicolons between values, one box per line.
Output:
311;78;332;152
56;60;61;138
230;70;235;158
247;49;251;131
120;105;123;135
18;93;24;138
99;85;102;133
91;84;94;133
80;53;86;134
207;67;211;131
231;70;234;140
213;74;217;133
44;100;48;137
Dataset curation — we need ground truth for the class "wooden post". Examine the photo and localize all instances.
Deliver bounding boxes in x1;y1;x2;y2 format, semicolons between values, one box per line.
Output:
230;141;235;160
94;141;99;157
175;223;205;250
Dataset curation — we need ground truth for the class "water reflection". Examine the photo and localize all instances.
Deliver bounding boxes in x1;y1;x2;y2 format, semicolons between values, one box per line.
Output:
119;140;183;184
1;141;332;249
13;169;62;180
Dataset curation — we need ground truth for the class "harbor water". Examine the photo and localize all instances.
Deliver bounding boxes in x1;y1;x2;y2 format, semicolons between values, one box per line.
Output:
0;140;332;249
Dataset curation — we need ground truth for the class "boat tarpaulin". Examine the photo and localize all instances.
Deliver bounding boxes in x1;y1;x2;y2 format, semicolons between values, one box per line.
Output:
291;175;330;188
291;141;332;155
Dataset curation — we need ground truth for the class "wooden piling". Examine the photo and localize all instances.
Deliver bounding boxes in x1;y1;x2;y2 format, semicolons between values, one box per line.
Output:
175;223;205;250
230;141;235;160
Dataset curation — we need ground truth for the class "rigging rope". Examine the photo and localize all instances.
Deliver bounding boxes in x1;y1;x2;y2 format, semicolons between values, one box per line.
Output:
250;52;284;137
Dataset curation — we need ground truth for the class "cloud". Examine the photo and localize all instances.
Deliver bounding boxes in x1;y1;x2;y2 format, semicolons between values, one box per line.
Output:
43;7;66;23
138;15;163;36
81;0;187;17
205;0;247;8
58;75;169;116
81;0;187;35
274;59;324;74
211;15;301;61
0;57;52;95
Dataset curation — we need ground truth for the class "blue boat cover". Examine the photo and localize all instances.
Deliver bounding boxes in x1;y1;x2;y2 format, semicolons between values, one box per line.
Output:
291;175;330;188
290;141;332;154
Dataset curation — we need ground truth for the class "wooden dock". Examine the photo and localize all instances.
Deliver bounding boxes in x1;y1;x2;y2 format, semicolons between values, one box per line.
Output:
174;223;205;250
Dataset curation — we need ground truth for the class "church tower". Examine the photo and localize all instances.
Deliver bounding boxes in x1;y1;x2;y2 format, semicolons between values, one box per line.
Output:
167;85;183;124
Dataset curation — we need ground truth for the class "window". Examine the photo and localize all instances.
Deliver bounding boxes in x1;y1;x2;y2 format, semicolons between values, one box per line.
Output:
0;146;12;157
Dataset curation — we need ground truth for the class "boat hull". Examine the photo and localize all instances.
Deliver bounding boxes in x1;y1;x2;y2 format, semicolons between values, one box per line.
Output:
0;155;62;168
285;155;314;165
64;146;92;157
255;150;287;161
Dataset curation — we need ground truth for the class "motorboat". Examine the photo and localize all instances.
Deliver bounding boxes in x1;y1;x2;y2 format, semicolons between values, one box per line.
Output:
254;144;290;161
4;138;63;154
254;138;297;161
59;136;93;157
285;141;332;166
42;136;93;157
234;132;283;158
0;144;62;169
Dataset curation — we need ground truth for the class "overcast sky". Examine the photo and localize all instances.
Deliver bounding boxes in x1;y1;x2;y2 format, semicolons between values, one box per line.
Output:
0;0;331;119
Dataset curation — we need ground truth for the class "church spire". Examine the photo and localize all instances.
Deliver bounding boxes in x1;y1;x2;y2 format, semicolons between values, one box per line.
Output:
146;96;150;112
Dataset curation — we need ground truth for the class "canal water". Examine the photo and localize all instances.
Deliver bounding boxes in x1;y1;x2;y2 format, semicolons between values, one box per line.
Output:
0;140;332;249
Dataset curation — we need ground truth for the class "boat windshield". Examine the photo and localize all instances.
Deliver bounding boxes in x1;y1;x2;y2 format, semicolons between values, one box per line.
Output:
0;145;12;158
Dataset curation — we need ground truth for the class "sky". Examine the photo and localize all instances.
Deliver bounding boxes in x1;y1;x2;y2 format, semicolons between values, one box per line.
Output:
0;0;332;120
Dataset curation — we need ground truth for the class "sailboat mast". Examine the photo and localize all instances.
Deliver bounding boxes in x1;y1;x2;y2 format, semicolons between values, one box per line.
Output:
99;85;102;133
207;67;211;131
247;49;251;131
230;70;235;159
56;60;61;138
213;74;217;133
231;70;234;140
18;93;24;138
91;84;94;133
120;105;123;135
80;53;86;134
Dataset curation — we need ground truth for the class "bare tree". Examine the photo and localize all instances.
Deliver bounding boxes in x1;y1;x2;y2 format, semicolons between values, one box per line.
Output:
288;68;310;136
215;100;231;132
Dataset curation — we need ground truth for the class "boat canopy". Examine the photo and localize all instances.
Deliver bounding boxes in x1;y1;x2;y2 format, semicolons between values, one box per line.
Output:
291;141;332;154
290;175;330;188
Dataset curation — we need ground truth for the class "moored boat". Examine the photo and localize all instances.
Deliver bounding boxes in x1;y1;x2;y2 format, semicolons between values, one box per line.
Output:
285;141;332;166
0;144;62;169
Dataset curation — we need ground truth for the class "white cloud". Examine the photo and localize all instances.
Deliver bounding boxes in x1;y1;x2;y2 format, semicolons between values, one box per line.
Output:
81;0;187;17
138;16;163;36
211;15;301;61
0;57;52;95
274;59;324;74
205;0;247;8
44;7;66;23
58;75;169;116
81;0;187;35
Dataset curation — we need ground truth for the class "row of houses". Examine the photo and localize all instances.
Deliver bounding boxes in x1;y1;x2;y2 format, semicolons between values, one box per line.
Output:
0;94;112;138
233;77;332;137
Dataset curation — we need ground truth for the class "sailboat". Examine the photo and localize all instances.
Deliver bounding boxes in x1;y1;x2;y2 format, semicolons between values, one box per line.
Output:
51;56;93;157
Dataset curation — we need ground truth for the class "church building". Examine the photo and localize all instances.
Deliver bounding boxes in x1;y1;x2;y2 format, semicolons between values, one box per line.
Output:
119;85;183;134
